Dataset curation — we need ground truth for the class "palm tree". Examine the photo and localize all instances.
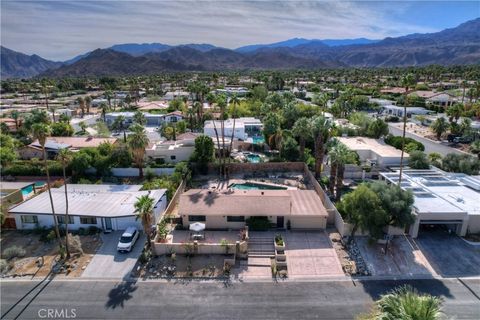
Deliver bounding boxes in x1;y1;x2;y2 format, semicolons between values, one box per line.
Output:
398;73;416;185
79;121;87;134
134;195;155;248
41;81;55;123
128;123;149;179
310;115;331;178
373;285;443;320
228;94;240;158
332;144;358;201
105;90;113;111
84;96;92;114
57;148;73;259
431;117;449;140
112;115;127;142
292;117;310;160
77;97;85;118
99;103;109;122
11;110;20;131
32;123;64;256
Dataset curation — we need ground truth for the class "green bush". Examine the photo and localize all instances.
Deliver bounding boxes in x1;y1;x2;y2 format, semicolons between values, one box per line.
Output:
0;259;11;274
384;135;424;152
1;160;65;176
3;245;26;260
246;217;271;231
88;226;101;235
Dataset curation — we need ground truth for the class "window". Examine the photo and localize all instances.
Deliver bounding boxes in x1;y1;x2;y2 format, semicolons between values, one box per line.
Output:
21;215;38;224
170;155;176;160
80;216;97;225
227;216;245;222
171;117;178;123
57;215;74;224
188;215;206;222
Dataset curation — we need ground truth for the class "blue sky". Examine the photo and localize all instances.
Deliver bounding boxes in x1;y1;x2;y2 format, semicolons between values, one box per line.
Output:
1;1;478;61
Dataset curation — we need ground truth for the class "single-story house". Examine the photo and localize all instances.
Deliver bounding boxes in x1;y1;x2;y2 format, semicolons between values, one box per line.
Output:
381;105;432;118
203;117;263;141
380;168;480;237
1;181;37;228
9;184;167;232
19;137;118;160
178;189;328;230
146;132;199;163
337;137;409;167
105;111;183;127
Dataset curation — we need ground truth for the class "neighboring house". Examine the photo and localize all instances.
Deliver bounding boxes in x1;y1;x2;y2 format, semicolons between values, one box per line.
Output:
163;91;190;101
337;137;409;167
380;168;480;237
146;132;199;163
19;137;118;160
105;111;183;127
215;86;249;97
178;189;328;230
9;184;167;232
203;117;263;141
1;181;36;229
409;91;456;108
381;105;432;118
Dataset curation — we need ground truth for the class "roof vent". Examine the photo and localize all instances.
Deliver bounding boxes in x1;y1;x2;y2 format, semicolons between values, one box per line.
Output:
261;191;264;195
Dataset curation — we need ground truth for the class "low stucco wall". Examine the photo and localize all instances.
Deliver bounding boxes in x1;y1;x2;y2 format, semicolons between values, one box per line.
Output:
152;240;247;256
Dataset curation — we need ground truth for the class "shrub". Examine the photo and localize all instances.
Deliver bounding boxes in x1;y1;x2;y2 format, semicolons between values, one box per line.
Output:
69;234;84;255
384;135;424;152
408;151;430;169
88;226;101;235
246;217;271;231
0;259;11;274
3;245;26;260
46;230;57;243
275;234;284;246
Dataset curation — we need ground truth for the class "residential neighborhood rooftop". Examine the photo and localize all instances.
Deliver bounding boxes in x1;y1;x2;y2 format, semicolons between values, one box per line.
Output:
337;137;406;158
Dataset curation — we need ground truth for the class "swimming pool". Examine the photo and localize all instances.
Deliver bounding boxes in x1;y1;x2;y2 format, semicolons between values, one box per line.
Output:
252;136;265;145
229;182;287;190
246;154;262;163
21;185;34;197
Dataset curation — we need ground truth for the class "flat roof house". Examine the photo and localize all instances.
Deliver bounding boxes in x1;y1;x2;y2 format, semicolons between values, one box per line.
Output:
381;105;432;118
337;137;409;167
145;133;200;163
9;184;167;232
178;189;328;230
203;117;262;141
380;168;480;238
19;137;118;160
105;111;183;127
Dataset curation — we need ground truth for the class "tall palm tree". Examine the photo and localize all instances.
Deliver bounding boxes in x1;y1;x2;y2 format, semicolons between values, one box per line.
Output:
331;144;357;201
292;117;310;160
112;115;127;142
32;123;64;255
128;123;149;179
374;285;443;320
11;110;20;131
134;195;155;248
84;96;92;115
398;73;416;185
99;103;109;122
310;115;331;178
228;94;240;158
431;117;449;140
56;148;73;259
77;97;85;118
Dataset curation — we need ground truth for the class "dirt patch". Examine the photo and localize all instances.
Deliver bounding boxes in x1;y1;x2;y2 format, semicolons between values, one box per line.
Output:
134;253;229;279
0;231;102;278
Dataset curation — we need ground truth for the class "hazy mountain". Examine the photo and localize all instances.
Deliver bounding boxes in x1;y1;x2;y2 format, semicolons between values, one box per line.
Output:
109;43;172;56
37;18;480;77
0;46;62;79
321;38;379;46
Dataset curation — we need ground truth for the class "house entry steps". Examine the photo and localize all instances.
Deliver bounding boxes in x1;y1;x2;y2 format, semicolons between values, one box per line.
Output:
248;236;275;258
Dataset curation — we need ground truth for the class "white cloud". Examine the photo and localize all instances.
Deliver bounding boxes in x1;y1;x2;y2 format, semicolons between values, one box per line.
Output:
0;1;455;60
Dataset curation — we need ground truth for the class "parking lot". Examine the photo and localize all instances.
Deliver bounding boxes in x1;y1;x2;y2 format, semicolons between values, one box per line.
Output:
82;231;145;279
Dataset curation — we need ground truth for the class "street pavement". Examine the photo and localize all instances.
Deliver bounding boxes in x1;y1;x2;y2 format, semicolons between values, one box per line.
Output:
388;123;465;156
1;278;479;319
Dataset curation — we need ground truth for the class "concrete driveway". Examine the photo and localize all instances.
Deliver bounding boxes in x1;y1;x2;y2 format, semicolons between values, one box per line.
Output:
82;231;145;279
415;230;480;277
284;231;344;279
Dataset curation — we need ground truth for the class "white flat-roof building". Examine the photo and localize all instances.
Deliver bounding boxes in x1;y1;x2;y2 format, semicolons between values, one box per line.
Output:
146;132;199;163
380;168;480;238
337;137;409;167
105;111;183;127
9;184;167;232
381;105;432;118
203;117;262;141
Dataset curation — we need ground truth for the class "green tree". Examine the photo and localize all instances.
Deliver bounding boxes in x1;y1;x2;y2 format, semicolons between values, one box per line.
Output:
32;123;64;256
280;136;299;161
191;135;214;174
133;111;146;126
338;184;387;243
79;121;87;133
441;153;480;175
134;195;155;248
111;115;127;143
310;115;331;178
99;102;109;122
51;122;74;137
70;151;92;177
127;124;149;179
431;117;449;140
77;97;85;118
292;117;311;160
84;96;92;114
56;148;73;259
263;112;281;149
470;140;480;160
367;118;389;138
408;151;430;169
329;143;358;201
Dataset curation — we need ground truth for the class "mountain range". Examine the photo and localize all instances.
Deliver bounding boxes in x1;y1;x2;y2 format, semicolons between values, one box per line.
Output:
1;18;479;78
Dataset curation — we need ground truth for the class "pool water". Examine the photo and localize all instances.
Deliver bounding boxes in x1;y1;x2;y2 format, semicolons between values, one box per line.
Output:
21;185;34;197
252;136;265;145
246;154;262;163
229;182;287;190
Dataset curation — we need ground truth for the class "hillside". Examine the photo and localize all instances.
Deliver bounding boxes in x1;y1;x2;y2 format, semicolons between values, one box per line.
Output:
0;46;62;79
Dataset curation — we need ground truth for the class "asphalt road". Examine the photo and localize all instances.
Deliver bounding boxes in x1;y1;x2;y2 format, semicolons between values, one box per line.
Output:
1;278;479;319
388;124;464;156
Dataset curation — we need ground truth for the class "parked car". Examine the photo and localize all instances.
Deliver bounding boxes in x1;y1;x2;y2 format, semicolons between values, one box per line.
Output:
117;227;139;252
